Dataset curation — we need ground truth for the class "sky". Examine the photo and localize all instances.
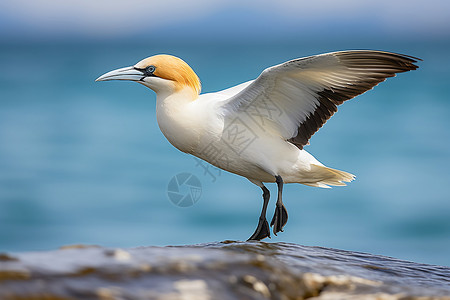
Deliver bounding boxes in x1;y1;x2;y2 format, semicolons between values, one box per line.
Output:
0;0;449;42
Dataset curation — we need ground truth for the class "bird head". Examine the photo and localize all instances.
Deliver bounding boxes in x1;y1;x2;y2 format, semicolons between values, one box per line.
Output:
96;54;201;98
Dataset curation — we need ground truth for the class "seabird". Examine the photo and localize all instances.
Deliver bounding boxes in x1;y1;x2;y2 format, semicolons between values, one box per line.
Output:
96;50;419;241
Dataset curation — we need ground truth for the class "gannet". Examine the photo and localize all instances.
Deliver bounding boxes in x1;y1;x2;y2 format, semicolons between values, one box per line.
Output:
96;50;419;241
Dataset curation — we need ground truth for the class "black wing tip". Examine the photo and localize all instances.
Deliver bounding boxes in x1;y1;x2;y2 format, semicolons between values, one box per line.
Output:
333;49;421;71
389;51;421;70
333;49;421;60
288;49;420;150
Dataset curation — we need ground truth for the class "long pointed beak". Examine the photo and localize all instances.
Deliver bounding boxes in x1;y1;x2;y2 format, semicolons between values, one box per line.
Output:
95;66;144;82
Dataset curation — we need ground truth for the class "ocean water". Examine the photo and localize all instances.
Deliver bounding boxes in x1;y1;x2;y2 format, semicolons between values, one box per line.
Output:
0;39;449;266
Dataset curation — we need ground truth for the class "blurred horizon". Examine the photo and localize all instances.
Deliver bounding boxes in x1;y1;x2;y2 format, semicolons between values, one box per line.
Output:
1;0;449;43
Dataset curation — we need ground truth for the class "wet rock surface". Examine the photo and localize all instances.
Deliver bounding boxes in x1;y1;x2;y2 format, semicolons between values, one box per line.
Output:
0;241;449;299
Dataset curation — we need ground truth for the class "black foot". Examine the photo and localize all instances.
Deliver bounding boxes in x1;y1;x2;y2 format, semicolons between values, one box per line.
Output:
270;204;288;235
247;217;271;241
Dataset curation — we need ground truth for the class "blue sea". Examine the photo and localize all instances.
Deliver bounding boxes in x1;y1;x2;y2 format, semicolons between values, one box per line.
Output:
0;39;449;266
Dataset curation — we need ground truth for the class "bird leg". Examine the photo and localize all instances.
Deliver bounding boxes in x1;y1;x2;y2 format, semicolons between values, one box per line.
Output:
247;186;271;241
271;175;288;235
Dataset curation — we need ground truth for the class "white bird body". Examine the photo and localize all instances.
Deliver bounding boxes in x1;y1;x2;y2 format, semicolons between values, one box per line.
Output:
96;51;419;240
155;81;337;186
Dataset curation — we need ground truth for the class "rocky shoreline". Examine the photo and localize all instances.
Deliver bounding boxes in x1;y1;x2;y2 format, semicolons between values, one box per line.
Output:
1;241;449;299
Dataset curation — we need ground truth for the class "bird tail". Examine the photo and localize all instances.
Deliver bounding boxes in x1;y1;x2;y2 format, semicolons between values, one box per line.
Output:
302;164;355;188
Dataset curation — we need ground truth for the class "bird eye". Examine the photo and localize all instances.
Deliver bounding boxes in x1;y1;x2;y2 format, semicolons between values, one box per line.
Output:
145;65;156;76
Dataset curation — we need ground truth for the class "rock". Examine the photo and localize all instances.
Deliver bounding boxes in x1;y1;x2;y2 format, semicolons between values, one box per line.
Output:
0;241;449;299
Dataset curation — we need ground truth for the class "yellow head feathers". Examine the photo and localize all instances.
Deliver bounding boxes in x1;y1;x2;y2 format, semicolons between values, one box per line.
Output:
135;55;201;95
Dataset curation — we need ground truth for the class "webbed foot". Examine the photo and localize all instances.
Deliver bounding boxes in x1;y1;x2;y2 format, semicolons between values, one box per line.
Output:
270;203;288;235
248;217;271;241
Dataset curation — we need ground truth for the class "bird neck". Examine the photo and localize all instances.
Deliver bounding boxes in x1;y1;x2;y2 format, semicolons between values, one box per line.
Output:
155;86;201;154
156;85;199;103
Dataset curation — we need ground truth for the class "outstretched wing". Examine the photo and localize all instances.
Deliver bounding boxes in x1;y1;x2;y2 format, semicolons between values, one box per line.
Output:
220;50;419;149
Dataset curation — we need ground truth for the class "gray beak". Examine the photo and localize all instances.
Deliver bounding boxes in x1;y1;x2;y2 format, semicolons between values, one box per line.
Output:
95;66;144;82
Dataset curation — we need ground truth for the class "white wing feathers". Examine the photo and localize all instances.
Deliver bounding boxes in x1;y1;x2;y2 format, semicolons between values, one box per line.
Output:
219;50;419;149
